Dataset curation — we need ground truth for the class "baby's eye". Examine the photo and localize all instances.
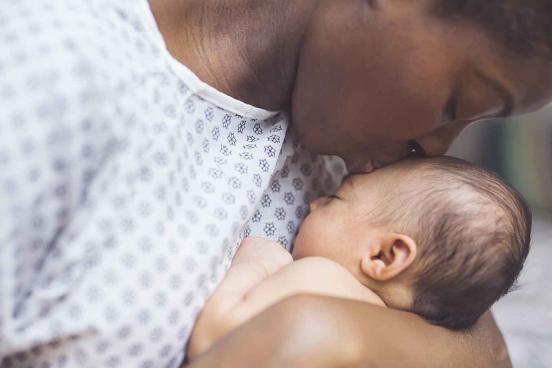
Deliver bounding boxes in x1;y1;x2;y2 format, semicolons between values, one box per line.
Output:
328;195;341;200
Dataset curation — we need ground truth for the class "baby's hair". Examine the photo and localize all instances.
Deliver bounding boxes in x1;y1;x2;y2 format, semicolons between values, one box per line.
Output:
370;156;531;329
432;0;552;57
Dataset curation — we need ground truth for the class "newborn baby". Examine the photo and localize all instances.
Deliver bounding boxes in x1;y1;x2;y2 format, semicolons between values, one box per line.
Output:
187;156;531;358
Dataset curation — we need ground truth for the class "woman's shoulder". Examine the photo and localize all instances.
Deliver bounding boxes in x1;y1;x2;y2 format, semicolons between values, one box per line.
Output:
2;0;160;80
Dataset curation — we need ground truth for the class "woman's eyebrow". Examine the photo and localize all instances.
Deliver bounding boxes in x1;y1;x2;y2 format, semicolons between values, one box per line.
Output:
474;69;514;117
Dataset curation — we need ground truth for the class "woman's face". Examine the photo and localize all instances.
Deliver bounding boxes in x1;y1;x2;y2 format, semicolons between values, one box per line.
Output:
291;0;552;173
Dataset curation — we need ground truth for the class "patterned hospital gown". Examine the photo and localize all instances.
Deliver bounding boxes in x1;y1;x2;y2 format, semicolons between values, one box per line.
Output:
0;0;346;367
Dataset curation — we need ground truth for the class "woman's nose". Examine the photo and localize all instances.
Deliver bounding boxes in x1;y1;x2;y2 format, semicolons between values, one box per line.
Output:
416;121;471;157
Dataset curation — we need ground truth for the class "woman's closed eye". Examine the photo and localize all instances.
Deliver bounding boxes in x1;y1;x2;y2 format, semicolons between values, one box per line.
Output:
407;140;426;157
444;97;458;122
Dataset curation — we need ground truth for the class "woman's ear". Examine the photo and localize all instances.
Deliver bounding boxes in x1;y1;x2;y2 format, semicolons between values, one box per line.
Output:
360;233;417;281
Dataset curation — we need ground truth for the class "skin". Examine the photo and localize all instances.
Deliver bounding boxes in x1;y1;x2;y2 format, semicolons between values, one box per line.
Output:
291;0;552;171
293;162;422;308
150;0;552;172
190;295;508;368
148;0;552;366
189;157;521;361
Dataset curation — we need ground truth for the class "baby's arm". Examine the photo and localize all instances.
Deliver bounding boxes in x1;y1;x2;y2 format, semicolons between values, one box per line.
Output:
187;238;385;359
228;256;385;327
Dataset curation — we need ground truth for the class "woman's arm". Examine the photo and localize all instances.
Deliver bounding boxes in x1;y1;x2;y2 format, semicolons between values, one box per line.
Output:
188;257;384;359
188;295;511;368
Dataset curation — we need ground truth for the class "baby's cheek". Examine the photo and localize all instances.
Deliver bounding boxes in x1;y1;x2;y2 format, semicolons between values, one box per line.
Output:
292;220;316;258
293;215;333;259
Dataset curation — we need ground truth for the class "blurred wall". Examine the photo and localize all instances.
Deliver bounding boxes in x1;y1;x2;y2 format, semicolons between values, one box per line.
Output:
448;105;552;214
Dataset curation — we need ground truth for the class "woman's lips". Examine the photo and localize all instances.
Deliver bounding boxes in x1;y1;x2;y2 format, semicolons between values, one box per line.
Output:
362;160;375;174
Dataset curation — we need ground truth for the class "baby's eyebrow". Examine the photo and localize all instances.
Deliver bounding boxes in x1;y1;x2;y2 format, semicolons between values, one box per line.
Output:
341;173;354;184
339;174;358;194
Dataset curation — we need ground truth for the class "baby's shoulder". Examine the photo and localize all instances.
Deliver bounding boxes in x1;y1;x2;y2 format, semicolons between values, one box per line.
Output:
293;256;350;273
291;257;359;284
290;257;386;307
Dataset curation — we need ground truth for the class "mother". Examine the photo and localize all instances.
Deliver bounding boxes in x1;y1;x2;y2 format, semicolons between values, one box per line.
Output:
1;0;551;367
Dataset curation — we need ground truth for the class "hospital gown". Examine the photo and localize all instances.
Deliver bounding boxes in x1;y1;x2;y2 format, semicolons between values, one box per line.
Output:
0;0;346;366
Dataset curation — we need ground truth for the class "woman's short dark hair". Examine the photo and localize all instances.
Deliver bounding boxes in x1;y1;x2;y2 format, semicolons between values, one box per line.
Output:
433;0;552;56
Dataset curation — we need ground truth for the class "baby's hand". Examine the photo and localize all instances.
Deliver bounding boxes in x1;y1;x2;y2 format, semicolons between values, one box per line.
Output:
187;237;292;360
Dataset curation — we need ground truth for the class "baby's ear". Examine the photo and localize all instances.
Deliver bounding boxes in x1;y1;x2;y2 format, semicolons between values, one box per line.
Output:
360;233;417;281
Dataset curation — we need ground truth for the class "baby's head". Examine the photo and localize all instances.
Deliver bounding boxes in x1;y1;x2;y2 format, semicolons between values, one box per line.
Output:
293;156;531;329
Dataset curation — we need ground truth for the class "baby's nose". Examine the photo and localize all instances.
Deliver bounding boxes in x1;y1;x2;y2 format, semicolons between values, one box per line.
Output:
309;197;330;211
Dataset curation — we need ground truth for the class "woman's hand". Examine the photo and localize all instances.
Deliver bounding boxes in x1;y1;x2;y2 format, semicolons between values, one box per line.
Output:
187;294;511;368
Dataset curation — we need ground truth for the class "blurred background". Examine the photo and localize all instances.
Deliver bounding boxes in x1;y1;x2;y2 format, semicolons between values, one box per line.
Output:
448;105;552;368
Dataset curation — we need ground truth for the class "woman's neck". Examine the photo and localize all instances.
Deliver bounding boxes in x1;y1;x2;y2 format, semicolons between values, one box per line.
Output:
149;0;318;110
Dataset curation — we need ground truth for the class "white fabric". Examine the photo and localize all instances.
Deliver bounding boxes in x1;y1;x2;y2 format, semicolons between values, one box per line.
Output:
0;0;346;367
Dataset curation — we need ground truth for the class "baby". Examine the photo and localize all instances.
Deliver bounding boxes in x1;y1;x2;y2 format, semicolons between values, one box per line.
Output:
187;156;531;358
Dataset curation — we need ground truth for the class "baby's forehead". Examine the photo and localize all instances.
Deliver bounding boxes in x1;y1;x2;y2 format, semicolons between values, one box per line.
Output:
335;159;508;211
349;164;489;201
337;160;420;189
